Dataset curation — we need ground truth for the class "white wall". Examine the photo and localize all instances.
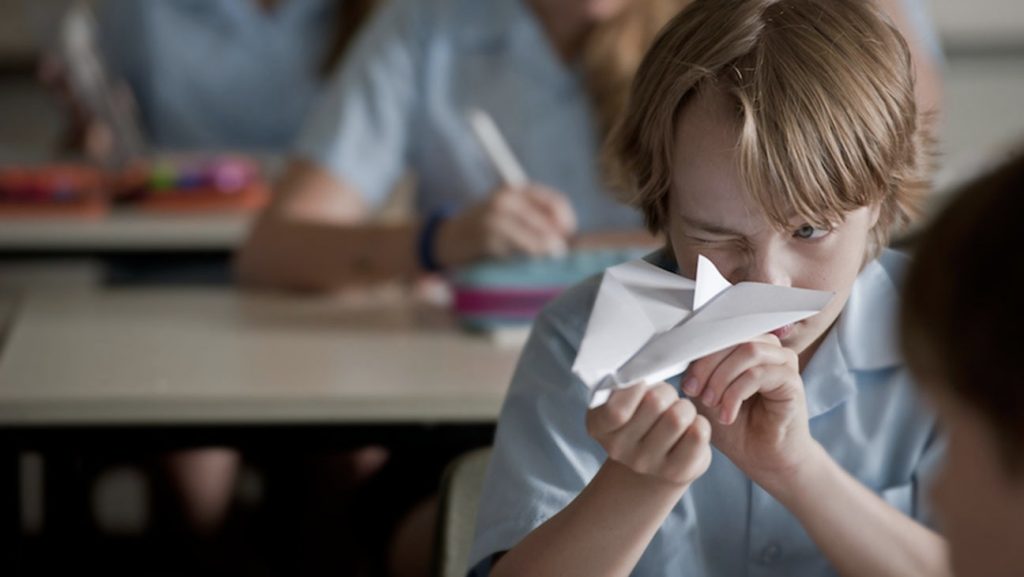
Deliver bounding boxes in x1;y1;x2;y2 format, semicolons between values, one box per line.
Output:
933;0;1024;44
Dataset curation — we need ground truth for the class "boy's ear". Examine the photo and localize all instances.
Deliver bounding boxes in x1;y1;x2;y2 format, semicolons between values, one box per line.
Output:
868;202;883;229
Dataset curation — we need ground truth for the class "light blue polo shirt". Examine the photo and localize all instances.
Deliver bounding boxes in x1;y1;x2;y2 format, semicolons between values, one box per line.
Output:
468;248;944;576
294;0;642;232
97;0;335;151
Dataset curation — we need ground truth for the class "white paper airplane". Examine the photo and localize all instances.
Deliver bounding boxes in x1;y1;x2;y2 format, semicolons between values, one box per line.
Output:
573;255;833;408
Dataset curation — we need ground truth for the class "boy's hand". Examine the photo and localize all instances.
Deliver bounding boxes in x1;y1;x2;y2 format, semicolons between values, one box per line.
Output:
586;383;712;488
683;334;822;486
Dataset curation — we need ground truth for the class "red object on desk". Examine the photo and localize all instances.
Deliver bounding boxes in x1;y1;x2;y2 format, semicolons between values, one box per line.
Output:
0;165;109;218
115;156;269;214
0;155;269;220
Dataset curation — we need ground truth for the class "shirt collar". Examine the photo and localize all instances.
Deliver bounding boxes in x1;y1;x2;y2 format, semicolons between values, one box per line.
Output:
646;247;678;272
836;250;906;372
804;250;907;417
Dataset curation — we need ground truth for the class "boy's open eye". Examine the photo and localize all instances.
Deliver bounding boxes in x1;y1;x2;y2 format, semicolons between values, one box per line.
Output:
793;224;830;240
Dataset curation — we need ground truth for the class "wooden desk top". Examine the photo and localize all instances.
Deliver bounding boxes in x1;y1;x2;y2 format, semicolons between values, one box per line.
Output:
0;287;524;426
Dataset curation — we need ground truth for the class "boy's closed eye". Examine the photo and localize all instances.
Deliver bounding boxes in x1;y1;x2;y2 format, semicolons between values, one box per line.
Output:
685;234;740;245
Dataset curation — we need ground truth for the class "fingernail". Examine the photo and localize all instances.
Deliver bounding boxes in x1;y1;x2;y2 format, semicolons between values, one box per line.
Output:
719;408;731;424
701;389;715;406
682;377;698;395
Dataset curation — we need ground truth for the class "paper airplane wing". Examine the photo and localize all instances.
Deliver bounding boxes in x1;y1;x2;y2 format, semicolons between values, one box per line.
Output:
572;259;694;389
598;282;833;407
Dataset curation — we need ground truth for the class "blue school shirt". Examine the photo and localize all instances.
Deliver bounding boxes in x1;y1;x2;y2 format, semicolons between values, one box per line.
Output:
468;248;945;577
96;0;334;151
294;0;642;231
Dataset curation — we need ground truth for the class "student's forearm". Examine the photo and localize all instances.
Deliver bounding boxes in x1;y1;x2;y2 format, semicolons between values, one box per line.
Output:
762;443;952;577
491;460;686;577
236;216;422;291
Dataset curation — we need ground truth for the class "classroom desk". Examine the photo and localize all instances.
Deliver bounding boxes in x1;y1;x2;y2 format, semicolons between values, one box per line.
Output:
0;211;251;253
0;286;523;560
0;286;521;425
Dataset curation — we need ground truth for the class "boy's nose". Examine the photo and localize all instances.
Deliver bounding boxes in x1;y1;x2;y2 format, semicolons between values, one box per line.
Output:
744;251;791;287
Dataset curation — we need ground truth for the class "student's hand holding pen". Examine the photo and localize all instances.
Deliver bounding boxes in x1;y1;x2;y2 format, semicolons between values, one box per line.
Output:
433;183;577;267
586;382;713;489
433;108;577;267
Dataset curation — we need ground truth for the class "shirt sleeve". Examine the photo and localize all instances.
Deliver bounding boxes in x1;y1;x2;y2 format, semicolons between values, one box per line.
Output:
292;0;424;209
467;284;608;574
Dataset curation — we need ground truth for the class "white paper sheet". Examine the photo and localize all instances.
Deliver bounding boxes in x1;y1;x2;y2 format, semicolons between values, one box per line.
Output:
572;255;833;408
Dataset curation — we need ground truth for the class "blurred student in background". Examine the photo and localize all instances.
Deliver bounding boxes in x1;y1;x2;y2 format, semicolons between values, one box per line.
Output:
46;0;378;158
901;151;1024;577
42;1;384;573
238;0;942;294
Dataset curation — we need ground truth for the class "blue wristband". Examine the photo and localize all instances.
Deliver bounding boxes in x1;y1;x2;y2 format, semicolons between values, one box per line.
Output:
418;205;456;273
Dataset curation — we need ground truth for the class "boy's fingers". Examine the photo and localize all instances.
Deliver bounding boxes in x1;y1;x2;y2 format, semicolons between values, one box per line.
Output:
685;333;790;402
587;384;648;435
684;347;733;398
666;414;713;482
716;367;769;424
638;398;697;458
701;342;791;408
716;364;801;425
610;384;680;451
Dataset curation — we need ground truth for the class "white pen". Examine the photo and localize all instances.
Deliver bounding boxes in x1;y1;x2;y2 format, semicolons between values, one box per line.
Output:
466;107;567;256
467;108;529;187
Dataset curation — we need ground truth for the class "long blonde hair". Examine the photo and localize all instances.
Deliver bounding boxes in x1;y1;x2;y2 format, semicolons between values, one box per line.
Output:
606;0;932;250
581;0;691;138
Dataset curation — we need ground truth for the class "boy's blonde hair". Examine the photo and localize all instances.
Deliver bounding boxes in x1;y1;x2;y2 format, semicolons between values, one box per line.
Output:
606;0;931;250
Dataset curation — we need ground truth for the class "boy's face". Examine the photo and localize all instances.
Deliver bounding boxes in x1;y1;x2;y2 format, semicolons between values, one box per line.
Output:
667;86;879;365
928;389;1024;577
